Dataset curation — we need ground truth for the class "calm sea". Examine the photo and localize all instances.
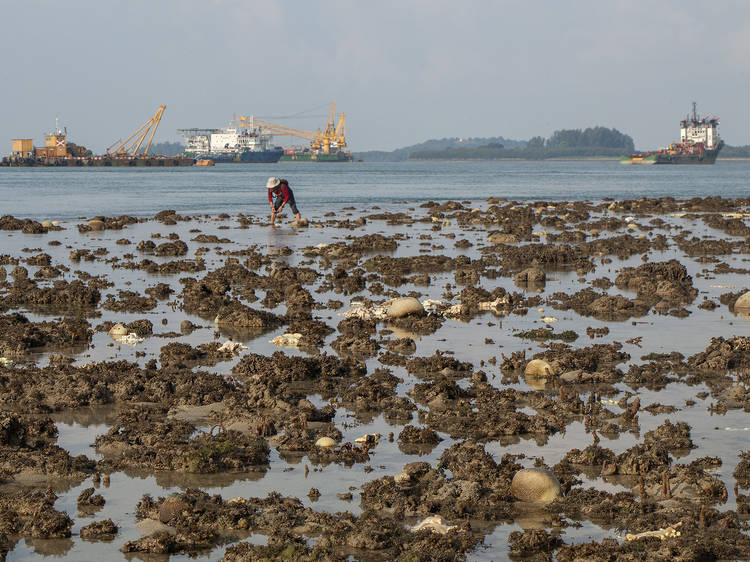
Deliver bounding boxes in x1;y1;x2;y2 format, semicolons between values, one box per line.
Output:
1;160;749;220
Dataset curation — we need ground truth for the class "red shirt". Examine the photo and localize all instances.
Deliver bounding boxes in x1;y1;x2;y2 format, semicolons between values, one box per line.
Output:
268;184;291;204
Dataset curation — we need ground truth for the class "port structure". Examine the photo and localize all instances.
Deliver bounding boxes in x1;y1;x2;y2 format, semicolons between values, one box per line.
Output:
107;105;166;157
242;101;347;155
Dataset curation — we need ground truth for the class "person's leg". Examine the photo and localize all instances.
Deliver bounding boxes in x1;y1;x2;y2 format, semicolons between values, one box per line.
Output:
288;199;301;221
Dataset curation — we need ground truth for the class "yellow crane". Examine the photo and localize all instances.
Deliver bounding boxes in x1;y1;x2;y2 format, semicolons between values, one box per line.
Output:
107;105;166;157
238;101;347;155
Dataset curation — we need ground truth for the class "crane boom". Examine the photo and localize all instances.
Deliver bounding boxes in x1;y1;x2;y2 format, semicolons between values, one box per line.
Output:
234;101;348;156
108;105;167;157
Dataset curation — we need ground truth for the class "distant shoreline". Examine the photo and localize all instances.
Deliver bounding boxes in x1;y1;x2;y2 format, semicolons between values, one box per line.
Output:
400;156;750;163
408;157;618;162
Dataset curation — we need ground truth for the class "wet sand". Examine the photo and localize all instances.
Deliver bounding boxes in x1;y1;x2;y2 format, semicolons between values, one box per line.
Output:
1;198;750;560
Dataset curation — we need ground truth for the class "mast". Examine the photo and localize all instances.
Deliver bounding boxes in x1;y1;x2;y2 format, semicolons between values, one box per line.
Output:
692;102;697;122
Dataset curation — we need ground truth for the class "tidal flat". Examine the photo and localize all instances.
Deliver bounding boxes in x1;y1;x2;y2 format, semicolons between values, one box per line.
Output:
1;196;750;560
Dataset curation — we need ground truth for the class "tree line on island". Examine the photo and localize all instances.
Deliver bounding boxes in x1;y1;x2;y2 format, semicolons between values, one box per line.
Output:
357;127;635;161
414;127;635;160
356;127;750;161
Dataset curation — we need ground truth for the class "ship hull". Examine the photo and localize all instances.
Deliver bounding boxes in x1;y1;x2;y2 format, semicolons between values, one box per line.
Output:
1;156;195;167
188;148;283;163
621;145;722;165
279;151;352;162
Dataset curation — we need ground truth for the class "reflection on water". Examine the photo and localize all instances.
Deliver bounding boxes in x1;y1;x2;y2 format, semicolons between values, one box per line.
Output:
19;537;75;558
122;467;268;490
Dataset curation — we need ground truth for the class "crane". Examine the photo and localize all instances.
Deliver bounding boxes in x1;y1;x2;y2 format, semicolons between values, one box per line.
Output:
237;102;347;155
107;105;166;157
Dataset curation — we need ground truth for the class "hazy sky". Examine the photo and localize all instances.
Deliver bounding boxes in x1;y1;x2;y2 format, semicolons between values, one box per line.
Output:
2;0;749;152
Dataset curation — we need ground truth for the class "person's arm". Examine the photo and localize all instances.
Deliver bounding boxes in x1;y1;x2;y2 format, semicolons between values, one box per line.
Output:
268;189;273;205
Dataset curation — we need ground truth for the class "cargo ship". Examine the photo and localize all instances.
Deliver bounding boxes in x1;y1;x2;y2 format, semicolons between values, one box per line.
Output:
178;122;283;163
621;103;723;165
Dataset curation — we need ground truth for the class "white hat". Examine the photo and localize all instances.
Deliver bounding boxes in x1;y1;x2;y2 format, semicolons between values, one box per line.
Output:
266;177;281;189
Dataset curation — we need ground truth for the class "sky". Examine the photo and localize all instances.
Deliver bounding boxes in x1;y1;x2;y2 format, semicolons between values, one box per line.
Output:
2;0;750;152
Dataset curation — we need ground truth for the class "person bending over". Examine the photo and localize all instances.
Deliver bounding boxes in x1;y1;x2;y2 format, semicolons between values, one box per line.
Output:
267;176;302;226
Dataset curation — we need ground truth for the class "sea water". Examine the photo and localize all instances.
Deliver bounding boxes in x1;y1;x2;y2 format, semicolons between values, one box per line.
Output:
1;160;749;220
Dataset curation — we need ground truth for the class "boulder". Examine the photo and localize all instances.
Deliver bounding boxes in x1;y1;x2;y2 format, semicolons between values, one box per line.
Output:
88;219;105;231
734;291;750;310
387;297;424;319
524;359;553;376
514;267;546;284
158;499;189;523
510;468;562;502
108;323;128;337
315;437;336;448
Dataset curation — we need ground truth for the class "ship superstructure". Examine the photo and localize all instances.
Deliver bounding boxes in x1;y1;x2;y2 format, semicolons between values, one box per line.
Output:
621;103;723;165
178;120;283;163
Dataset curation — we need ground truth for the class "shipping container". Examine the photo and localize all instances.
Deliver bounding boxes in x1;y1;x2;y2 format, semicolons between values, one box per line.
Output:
12;139;33;154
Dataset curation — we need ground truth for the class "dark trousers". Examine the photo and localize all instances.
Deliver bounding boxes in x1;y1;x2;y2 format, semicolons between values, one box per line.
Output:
273;191;299;215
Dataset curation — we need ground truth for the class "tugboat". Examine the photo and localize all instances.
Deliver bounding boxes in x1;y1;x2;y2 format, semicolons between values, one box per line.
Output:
621;103;723;165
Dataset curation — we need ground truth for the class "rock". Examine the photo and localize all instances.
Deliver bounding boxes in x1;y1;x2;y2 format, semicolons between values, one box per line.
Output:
560;369;584;383
315;437;336;448
214;301;284;328
108;323;128;337
488;232;519;244
180;320;198;334
411;515;458;534
394;472;411;485
80;519;118;540
354;433;380;445
135;518;176;536
510;468;562;502
158;499;189;523
444;303;466;317
112;333;144;346
524;359;553;376
126;319;153;336
41;220;53;228
88;219;105;231
403;461;431;478
292;217;309;228
478;296;509;311
387;297;424;319
734;291;750;310
270;333;303;348
515;267;546;284
217;340;248;353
